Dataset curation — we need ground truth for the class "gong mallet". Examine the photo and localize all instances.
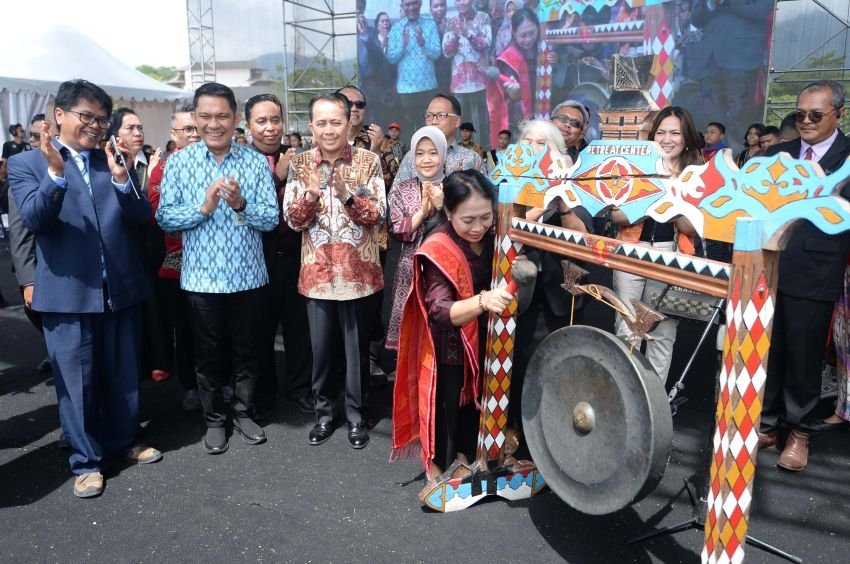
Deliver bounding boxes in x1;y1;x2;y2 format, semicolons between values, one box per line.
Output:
502;258;538;314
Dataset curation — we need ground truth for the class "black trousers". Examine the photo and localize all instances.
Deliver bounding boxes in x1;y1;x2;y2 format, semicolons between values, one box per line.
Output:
307;296;371;425
434;363;479;472
154;277;195;391
187;287;265;427
510;281;570;430
761;292;833;431
256;252;313;409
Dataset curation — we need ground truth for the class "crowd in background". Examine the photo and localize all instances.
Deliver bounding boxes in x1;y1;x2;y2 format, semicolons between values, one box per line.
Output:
3;71;849;504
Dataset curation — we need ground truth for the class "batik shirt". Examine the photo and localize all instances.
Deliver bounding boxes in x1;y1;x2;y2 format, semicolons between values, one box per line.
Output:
284;144;386;300
386;16;442;94
156;141;279;293
442;10;492;93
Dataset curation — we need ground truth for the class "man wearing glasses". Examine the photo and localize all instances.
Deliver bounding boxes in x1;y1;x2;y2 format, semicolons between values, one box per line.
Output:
392;93;485;188
147;104;201;411
157;83;279;455
9;79;162;498
550;100;589;162
759;79;850;472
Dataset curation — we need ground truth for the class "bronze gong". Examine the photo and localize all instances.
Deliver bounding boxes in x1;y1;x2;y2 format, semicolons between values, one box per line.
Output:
522;325;673;514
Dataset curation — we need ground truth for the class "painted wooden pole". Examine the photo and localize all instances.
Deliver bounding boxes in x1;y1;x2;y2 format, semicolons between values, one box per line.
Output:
702;218;778;564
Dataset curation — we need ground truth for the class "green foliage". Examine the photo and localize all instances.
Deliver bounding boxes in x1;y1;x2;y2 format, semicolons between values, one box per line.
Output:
136;65;179;83
269;60;353;130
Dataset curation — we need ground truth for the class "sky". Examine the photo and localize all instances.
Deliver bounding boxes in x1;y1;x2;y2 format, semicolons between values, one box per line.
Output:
5;0;190;68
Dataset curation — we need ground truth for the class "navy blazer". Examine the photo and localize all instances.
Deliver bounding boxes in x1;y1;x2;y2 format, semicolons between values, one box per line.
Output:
765;132;850;302
8;140;151;313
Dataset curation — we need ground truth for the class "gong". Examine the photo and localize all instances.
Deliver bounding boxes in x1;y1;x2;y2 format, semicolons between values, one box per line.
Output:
522;325;673;515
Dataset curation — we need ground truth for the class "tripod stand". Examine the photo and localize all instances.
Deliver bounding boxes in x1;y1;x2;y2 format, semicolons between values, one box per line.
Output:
628;475;802;563
629;299;802;563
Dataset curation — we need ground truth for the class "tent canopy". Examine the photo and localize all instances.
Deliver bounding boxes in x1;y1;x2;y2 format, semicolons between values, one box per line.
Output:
0;26;188;102
0;26;189;147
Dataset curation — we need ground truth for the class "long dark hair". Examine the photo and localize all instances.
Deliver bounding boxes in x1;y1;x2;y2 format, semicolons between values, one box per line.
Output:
743;123;765;147
648;106;704;171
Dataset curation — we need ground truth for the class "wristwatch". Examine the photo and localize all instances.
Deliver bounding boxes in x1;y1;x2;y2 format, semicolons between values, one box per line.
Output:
234;197;247;213
343;193;355;207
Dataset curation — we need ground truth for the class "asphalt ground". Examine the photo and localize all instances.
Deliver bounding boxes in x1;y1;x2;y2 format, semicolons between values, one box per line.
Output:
1;237;849;563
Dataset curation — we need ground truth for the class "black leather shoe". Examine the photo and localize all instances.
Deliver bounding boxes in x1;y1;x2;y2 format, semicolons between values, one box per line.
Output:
203;427;229;454
233;417;267;445
309;422;334;446
802;418;850;432
348;421;369;449
286;395;315;414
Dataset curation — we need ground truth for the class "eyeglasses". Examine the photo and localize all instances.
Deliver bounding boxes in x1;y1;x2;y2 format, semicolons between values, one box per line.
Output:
122;124;144;132
424;112;458;122
28;131;41;140
793;108;841;123
173;126;198;135
552;115;583;129
350;100;367;109
63;109;110;129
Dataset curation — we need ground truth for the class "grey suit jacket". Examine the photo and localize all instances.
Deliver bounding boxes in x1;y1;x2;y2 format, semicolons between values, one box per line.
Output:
7;189;36;287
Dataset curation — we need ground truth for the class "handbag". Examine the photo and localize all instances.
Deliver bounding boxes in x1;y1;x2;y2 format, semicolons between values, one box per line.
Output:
642;279;720;323
641;231;723;323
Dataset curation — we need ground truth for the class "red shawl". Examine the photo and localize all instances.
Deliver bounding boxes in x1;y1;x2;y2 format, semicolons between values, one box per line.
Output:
486;43;533;148
391;232;481;472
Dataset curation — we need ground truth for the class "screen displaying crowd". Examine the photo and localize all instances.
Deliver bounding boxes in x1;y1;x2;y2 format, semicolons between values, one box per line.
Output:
357;0;774;152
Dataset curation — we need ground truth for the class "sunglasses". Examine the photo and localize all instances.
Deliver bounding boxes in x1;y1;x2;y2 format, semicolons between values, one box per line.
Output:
552;115;583;129
350;100;367;109
29;131;41;140
793;108;841;123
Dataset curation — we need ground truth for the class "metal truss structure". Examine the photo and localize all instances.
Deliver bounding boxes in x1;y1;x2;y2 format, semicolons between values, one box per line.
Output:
281;0;357;133
767;0;850;122
186;0;216;89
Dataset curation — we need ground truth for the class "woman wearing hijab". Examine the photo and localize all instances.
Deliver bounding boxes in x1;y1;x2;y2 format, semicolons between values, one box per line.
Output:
386;126;447;350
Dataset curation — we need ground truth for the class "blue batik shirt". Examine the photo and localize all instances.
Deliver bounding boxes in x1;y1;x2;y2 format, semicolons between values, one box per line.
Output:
386;16;441;94
156;141;279;293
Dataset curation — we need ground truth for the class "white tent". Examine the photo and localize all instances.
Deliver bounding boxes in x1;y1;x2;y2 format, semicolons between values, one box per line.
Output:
0;26;189;151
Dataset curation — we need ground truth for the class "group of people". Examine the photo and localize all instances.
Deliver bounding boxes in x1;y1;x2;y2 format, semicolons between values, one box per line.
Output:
3;74;849;504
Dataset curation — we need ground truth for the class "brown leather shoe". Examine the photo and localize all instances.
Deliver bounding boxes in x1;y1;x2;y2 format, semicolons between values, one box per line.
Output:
757;430;777;449
777;429;810;471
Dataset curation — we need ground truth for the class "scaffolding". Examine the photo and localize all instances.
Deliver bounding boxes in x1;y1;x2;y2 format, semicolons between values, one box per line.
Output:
767;0;850;124
281;0;357;133
186;0;216;89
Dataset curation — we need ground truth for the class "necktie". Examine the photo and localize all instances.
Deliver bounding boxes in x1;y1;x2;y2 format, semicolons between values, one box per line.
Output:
75;154;91;190
804;147;814;160
265;154;276;174
75;153;107;284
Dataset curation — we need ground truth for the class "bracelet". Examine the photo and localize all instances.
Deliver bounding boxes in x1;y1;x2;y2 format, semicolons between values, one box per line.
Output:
478;290;487;312
234;197;247;213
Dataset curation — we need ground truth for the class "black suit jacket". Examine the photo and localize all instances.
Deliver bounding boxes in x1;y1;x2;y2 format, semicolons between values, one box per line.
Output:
765;132;850;301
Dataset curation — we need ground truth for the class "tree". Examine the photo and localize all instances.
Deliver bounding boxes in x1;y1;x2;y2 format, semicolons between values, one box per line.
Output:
766;50;850;130
136;65;179;83
269;60;354;131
